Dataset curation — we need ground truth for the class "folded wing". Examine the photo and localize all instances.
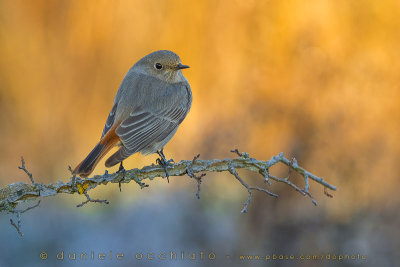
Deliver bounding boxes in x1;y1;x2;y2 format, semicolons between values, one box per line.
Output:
104;106;188;167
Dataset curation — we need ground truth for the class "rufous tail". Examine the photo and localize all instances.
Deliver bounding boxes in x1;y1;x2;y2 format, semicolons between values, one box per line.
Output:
73;140;117;178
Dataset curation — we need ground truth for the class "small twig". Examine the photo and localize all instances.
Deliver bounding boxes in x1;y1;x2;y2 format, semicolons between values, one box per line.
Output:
68;165;74;175
9;200;41;237
288;157;295;179
68;165;75;181
261;165;271;185
231;149;249;159
290;158;309;191
10;217;23;237
135;180;149;189
269;174;318;205
186;154;206;199
241;190;253;213
289;157;316;205
20;200;41;213
232;149;272;185
228;163;278;213
18;157;34;184
304;173;310;192
68;165;79;192
76;191;109;208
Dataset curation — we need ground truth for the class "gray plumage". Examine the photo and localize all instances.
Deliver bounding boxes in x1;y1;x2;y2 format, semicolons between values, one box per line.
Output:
103;50;192;167
73;50;191;177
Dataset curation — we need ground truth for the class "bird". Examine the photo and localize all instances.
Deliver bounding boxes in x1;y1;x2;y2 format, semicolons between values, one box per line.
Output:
73;50;192;180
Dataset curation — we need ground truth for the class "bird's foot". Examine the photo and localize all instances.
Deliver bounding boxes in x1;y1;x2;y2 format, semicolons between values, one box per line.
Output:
117;161;126;192
156;149;174;183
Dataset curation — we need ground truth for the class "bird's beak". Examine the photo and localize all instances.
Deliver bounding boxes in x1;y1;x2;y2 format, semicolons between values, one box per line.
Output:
177;63;190;70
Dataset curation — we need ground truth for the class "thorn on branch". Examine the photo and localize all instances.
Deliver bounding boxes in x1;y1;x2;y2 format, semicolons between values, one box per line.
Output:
76;191;109;208
324;187;333;198
18;157;35;184
117;162;126;192
231;149;249;159
131;173;149;189
68;165;74;175
134;180;149;189
68;165;78;191
186;154;206;199
228;163;278;213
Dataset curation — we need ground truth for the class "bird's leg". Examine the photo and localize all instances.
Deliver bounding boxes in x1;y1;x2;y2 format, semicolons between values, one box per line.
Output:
159;148;175;164
117;161;126;192
156;148;174;183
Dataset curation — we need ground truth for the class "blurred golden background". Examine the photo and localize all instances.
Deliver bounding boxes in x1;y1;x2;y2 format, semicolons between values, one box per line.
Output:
0;0;399;266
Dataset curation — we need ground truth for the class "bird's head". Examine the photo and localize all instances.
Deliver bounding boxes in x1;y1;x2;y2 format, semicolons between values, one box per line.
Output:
134;50;189;83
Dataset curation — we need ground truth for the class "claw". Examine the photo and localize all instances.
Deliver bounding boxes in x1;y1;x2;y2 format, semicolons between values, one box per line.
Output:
117;161;126;192
156;148;173;183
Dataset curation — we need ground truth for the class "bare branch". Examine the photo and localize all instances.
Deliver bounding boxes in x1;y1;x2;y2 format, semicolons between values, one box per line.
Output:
76;191;109;208
19;200;41;214
10;217;23;237
186;154;206;199
18;157;34;184
228;163;278;213
9;200;41;236
1;150;337;235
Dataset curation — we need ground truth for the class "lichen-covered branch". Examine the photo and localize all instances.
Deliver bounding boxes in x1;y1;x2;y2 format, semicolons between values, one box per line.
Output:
1;150;337;235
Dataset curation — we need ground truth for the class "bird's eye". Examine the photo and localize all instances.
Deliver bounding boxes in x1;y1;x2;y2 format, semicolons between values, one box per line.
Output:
155;63;163;69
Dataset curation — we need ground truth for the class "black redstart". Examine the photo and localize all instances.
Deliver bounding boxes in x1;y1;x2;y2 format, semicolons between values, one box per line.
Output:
73;50;191;178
